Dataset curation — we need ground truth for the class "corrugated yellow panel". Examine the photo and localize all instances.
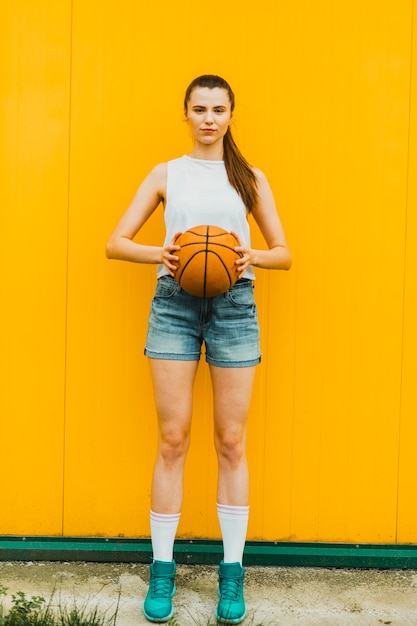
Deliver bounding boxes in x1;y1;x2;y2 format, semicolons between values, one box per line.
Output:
63;2;157;536
0;0;71;533
397;2;417;543
261;0;412;542
337;0;411;543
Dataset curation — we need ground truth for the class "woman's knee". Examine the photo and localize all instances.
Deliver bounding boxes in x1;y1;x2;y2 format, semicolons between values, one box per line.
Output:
158;429;190;464
215;432;245;466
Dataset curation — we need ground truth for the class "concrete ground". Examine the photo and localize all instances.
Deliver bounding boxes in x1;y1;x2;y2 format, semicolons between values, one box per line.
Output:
0;561;417;625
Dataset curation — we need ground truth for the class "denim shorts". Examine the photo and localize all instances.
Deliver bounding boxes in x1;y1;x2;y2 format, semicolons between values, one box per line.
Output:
144;275;261;368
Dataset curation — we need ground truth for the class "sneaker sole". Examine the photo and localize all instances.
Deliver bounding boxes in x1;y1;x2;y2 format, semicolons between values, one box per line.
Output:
215;609;247;624
143;607;174;623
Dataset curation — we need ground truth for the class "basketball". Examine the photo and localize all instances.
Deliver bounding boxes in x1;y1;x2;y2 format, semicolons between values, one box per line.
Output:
173;225;242;297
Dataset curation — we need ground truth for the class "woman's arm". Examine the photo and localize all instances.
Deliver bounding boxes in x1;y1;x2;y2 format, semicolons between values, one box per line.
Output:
106;163;166;263
106;163;180;275
234;168;292;276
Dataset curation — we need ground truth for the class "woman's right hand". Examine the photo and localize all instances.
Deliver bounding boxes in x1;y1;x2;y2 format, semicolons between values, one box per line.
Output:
162;232;182;277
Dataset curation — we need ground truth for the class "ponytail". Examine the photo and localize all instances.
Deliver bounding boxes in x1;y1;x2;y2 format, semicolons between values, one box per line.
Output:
223;128;258;214
184;75;259;213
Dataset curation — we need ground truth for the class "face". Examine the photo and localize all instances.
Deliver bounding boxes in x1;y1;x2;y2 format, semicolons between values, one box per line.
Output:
185;87;233;146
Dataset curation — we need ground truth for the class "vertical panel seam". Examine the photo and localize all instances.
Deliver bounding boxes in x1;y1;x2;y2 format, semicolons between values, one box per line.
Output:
396;0;415;544
62;0;74;538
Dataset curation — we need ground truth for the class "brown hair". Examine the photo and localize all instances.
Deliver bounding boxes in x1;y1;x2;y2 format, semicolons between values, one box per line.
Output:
184;75;258;213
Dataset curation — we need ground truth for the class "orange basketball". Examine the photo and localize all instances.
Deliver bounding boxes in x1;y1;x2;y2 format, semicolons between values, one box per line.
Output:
174;225;242;297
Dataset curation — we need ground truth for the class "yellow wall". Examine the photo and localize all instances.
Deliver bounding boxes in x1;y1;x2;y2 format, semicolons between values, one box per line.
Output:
1;0;416;543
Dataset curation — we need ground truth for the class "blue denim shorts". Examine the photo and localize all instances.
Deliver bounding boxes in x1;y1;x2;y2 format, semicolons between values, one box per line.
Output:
144;275;261;368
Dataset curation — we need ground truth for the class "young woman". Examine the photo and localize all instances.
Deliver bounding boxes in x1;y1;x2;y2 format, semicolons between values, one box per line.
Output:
106;74;292;624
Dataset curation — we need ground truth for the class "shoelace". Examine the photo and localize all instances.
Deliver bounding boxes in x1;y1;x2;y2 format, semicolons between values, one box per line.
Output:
151;575;173;598
220;576;242;600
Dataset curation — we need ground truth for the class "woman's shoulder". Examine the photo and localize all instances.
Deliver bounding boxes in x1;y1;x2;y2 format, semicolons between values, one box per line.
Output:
144;156;188;191
149;156;186;177
251;167;271;196
149;161;168;178
251;166;267;182
137;162;168;199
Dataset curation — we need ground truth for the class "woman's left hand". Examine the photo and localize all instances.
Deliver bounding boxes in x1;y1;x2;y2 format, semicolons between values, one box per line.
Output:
231;231;253;279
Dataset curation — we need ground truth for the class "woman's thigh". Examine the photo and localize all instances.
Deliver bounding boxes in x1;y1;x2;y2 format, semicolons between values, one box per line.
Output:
210;364;256;437
149;359;199;434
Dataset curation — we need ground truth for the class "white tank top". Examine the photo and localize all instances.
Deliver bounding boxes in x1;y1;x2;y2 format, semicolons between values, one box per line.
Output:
157;155;255;280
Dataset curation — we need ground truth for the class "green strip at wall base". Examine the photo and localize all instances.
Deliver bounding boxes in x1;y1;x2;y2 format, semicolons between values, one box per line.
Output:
1;537;417;568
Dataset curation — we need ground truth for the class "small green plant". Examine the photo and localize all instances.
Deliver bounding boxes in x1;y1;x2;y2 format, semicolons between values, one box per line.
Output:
0;590;51;626
0;588;119;626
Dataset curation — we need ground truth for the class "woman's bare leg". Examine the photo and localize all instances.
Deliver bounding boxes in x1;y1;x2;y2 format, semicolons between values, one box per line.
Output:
210;364;256;505
149;359;199;513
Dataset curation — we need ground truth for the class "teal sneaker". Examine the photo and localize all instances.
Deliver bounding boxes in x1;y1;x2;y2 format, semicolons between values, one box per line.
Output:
143;559;176;622
216;561;246;624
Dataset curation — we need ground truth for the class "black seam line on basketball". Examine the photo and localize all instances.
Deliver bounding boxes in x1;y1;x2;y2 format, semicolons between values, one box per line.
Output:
178;243;210;249
179;251;237;267
178;252;201;280
185;227;210;236
178;242;242;258
182;227;234;240
185;226;229;238
179;251;235;288
204;226;209;298
211;251;233;287
178;242;240;251
188;226;230;239
177;250;214;281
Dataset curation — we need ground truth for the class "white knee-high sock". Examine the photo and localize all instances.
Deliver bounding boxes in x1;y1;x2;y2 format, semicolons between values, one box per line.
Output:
217;503;249;565
150;510;181;562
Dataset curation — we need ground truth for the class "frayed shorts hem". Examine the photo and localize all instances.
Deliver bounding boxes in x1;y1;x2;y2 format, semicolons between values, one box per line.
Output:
144;349;262;368
206;355;262;368
144;349;200;361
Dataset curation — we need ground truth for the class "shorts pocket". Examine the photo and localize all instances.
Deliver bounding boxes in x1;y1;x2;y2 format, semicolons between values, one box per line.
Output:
226;281;256;308
154;275;181;299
